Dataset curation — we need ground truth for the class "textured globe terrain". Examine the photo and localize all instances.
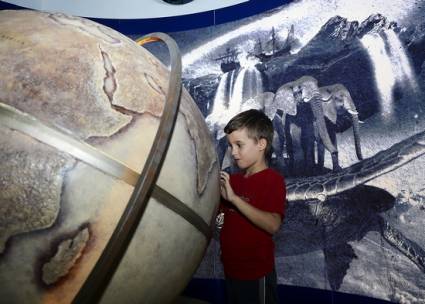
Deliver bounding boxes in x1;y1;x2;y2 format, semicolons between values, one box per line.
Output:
0;10;219;304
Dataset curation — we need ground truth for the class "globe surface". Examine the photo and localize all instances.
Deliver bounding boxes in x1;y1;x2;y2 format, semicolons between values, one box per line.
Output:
0;10;219;303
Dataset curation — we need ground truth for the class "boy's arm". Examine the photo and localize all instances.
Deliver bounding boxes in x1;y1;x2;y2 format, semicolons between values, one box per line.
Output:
229;195;282;234
220;171;282;234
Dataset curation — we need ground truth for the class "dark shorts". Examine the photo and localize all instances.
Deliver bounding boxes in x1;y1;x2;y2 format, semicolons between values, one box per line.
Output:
225;269;279;304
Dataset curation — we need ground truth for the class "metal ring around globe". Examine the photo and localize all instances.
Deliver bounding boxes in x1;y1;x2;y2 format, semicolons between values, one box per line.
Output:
152;186;212;238
73;32;183;304
0;102;211;239
0;101;141;186
0;101;212;240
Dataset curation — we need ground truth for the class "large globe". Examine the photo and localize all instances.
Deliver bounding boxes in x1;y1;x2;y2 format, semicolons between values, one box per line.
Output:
0;10;220;303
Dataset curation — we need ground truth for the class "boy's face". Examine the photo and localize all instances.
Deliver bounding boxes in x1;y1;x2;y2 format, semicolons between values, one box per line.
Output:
227;128;266;171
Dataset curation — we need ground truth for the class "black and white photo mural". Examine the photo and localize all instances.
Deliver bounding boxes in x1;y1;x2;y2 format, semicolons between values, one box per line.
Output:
166;0;425;302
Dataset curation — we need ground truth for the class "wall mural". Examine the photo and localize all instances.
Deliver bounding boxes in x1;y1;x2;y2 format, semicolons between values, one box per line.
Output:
151;0;425;302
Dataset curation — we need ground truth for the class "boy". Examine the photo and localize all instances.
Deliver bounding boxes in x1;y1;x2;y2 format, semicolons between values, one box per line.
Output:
219;109;286;304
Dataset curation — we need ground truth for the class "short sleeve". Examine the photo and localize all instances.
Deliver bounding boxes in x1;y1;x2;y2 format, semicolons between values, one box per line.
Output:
263;173;286;217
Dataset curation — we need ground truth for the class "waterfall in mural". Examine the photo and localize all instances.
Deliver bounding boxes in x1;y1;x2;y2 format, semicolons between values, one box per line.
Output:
384;29;419;91
205;71;231;138
361;33;396;118
360;28;419;119
206;66;263;140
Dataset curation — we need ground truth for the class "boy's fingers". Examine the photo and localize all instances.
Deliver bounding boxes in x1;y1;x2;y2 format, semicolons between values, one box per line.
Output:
220;171;230;178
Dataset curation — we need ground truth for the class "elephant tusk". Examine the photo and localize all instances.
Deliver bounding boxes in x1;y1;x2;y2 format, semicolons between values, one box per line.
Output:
348;109;359;115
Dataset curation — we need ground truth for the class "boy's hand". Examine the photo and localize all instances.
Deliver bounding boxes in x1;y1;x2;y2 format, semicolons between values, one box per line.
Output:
219;171;282;234
220;171;236;203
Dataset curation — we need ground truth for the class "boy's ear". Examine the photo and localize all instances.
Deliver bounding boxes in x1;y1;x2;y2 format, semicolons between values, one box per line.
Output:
258;138;267;151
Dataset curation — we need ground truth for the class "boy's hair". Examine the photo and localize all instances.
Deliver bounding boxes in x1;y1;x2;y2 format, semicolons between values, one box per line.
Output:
224;109;274;160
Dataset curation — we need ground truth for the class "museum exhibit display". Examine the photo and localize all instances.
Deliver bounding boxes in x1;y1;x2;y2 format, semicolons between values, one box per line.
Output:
1;0;425;303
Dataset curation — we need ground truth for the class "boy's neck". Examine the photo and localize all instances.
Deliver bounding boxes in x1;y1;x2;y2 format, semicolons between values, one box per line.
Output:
244;160;268;177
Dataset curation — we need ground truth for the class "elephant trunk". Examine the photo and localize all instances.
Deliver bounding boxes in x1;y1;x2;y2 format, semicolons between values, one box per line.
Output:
344;95;363;160
310;96;337;154
351;113;363;160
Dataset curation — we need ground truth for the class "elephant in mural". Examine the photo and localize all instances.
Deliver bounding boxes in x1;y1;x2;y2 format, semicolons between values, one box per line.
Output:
263;92;287;169
273;76;363;175
274;76;338;175
317;83;363;170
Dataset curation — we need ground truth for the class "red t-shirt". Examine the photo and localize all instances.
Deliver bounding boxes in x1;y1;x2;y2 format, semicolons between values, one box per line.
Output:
219;168;286;280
